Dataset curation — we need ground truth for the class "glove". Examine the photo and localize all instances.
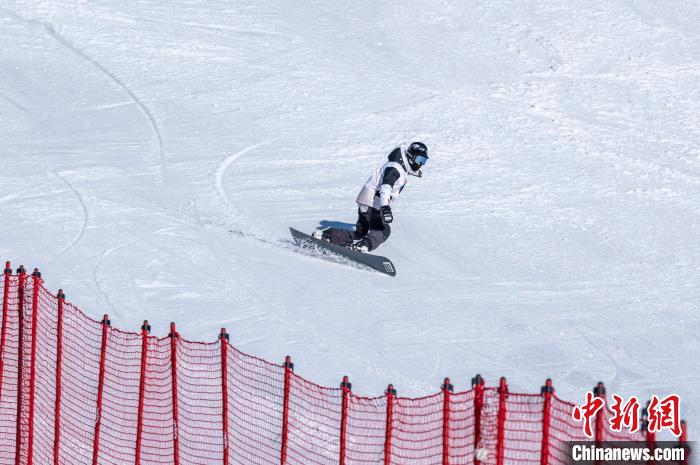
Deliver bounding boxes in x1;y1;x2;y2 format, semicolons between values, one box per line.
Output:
380;205;393;224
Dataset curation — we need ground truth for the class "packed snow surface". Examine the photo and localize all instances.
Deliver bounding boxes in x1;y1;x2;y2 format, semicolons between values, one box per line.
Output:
1;1;699;422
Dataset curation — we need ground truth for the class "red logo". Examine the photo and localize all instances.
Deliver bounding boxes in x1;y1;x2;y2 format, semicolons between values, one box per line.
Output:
573;392;683;437
609;394;640;433
572;391;605;438
647;394;682;437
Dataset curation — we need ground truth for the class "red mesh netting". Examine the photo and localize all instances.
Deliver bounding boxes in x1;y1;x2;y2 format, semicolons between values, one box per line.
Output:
227;347;285;465
27;286;60;465
97;327;141;464
286;375;342;465
176;339;223;464
14;275;32;465
478;388;500;465
0;268;687;465
0;275;20;465
345;394;387;465
547;396;587;465
390;393;443;464
501;393;543;465
447;390;476;465
56;299;102;464
139;335;175;464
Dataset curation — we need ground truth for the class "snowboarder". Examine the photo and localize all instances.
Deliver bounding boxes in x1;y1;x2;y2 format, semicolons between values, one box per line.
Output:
313;142;429;252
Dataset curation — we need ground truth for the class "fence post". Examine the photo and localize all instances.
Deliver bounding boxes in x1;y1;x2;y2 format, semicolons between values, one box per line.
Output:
90;314;110;465
339;376;351;465
53;290;66;465
540;379;554;465
472;374;485;465
442;378;453;465
593;382;606;465
680;421;689;465
53;289;66;465
496;377;508;465
135;320;150;465
280;355;293;465
641;400;656;465
384;384;396;465
25;268;42;465
169;323;180;465
220;329;230;465
0;262;12;402
14;265;26;465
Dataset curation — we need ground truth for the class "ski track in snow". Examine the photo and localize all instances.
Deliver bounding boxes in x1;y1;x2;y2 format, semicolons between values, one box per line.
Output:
0;190;30;207
48;170;89;260
134;16;289;40
0;7;166;181
574;323;619;386
0;91;29;113
214;139;275;220
43;25;167;181
92;241;134;320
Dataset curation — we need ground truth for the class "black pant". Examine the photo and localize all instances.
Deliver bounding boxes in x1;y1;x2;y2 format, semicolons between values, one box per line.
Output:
325;208;391;251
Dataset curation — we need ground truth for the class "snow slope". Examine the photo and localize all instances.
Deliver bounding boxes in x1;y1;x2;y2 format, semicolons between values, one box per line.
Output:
1;0;699;423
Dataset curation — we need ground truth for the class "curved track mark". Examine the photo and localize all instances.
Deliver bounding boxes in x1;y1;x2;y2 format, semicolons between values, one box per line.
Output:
50;170;89;259
92;242;134;318
215;139;274;209
0;92;29;113
575;323;619;385
43;24;167;181
0;8;166;181
137;16;288;40
0;190;29;206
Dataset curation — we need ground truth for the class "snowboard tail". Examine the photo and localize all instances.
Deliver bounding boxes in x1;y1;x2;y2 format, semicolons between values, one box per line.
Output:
290;228;396;277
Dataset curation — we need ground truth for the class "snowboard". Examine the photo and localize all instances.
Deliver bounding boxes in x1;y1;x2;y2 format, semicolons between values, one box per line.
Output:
290;227;396;277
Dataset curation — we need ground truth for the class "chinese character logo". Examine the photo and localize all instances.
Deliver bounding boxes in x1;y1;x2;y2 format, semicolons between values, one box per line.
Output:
573;392;683;437
609;394;640;433
647;394;682;437
572;391;604;438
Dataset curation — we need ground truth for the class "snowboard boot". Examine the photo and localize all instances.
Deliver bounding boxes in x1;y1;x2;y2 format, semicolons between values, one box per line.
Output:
352;236;372;253
312;227;331;242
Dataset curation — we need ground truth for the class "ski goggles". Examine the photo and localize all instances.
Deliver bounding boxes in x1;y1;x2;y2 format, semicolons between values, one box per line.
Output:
414;155;429;166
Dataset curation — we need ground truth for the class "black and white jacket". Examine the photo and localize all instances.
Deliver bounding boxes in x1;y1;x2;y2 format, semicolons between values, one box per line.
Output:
355;144;422;211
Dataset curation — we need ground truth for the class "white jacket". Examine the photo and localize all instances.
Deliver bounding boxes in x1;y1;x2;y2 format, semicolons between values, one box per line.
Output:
355;145;420;210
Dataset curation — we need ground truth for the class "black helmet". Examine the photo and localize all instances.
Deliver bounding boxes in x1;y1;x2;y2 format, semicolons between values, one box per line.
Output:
406;142;429;171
